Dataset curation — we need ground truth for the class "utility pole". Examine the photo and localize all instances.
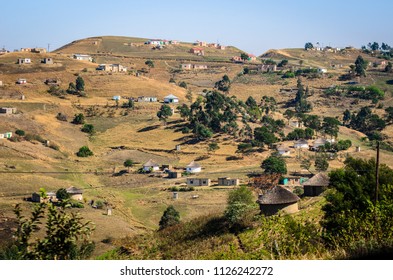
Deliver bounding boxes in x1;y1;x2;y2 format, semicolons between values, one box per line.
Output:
375;141;380;206
47;43;50;52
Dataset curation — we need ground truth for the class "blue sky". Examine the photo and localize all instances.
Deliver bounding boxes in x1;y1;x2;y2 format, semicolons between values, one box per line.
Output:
1;0;392;55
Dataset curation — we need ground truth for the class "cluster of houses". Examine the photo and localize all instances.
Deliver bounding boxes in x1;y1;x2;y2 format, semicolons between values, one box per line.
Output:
194;41;226;50
232;54;257;63
257;172;330;216
145;39;180;45
20;47;47;53
31;186;84;203
96;64;127;72
276;137;336;156
180;63;208;70
17;57;54;65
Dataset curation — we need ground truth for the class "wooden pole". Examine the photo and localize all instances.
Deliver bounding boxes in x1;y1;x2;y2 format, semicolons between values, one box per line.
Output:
375;141;380;206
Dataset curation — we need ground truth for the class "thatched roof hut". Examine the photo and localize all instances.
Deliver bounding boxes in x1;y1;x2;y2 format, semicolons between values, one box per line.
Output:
257;185;300;216
302;173;330;196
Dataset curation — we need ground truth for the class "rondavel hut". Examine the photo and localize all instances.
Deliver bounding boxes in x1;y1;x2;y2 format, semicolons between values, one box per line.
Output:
257;186;300;216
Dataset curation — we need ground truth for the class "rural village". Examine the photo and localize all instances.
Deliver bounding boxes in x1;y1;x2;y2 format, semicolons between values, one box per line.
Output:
0;35;392;260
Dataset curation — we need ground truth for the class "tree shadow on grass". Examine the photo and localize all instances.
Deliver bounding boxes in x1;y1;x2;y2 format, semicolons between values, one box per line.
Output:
137;125;160;132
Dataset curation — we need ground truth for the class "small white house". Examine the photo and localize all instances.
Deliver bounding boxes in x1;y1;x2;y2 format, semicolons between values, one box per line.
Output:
277;145;291;156
294;139;309;149
143;159;160;172
17;78;27;84
73;54;93;62
138;96;157;102
163;94;179;103
112;96;121;101
186;161;201;173
18;58;31;64
164;94;179;103
318;68;327;73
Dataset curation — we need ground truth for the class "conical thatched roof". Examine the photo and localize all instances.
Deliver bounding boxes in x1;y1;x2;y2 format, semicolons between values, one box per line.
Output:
277;145;290;152
313;138;327;145
186;161;201;168
143;159;159;167
257;186;300;205
302;173;330;187
294;139;308;145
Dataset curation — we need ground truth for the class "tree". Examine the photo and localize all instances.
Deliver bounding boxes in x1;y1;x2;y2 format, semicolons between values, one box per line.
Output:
207;142;219;153
261;155;287;174
214;75;231;93
177;104;190;120
240;53;249;61
75;76;85;92
72;113;85;125
321;157;393;246
343;109;351;126
56;188;70;201
322;117;340;139
81;124;95;135
314;154;329;172
10;203;94;260
157;104;173;125
385;107;393;123
15;129;25;136
185;89;193;102
159;205;180;230
224;185;255;227
283;109;295;124
124;159;134;173
145;60;154;69
76;146;93;157
179;81;187;89
67;82;76;94
194;123;213;140
254;126;278;146
354;55;368;77
304;42;314;50
385;62;392;72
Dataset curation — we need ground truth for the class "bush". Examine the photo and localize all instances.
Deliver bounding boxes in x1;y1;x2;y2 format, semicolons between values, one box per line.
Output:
81;124;95;134
76;146;93;157
95;200;105;209
224;185;256;229
159;205;180;230
49;143;60;151
15;129;25;136
282;71;295;78
56;113;68;122
56;188;70;200
72;113;85;125
179;81;187;89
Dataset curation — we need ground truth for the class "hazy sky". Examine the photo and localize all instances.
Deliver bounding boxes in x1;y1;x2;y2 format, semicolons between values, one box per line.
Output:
1;0;392;55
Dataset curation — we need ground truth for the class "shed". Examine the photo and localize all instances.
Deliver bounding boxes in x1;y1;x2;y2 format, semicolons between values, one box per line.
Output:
164;94;179;103
186;161;201;173
218;177;240;186
143;159;160;172
302;173;330;196
17;58;31;64
168;171;182;179
66;186;84;201
3;132;12;139
187;178;211;187
294;139;309;149
0;107;17;114
257;186;300;216
42;58;54;64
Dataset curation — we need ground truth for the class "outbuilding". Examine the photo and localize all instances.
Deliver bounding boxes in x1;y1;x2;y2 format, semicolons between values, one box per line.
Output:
66;186;84;201
143;159;160;172
257;186;300;216
302;173;330;196
186;161;201;173
187;178;211;187
164;94;179;103
294;139;309;149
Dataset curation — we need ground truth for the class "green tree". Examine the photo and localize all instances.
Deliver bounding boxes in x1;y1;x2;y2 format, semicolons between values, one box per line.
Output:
10;203;94;260
254;126;278;146
177;104;190;120
157;104;173;125
123;159;134;173
224;185;255;227
207;142;220;153
75;76;85;92
185;89;193;102
283;109;295;124
314;154;329;172
72;113;85;125
343;109;351;126
354;55;368;77
194;123;213;140
322;117;340;139
385;62;392;72
214;75;231;93
81;124;95;135
159;205;180;230
145;59;154;69
15;129;25;136
56;188;70;201
179;81;187;89
304;42;314;50
385;106;393;123
76;146;93;157
240;53;250;61
321;157;393;247
67;82;76;94
261;155;287;174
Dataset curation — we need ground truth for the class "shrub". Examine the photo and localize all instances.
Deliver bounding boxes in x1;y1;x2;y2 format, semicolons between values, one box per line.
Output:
179;81;187;89
72;113;85;124
282;71;295;78
76;146;93;157
81;124;95;134
15;129;25;136
56;113;68;122
56;188;70;200
159;205;180;230
49;143;60;151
